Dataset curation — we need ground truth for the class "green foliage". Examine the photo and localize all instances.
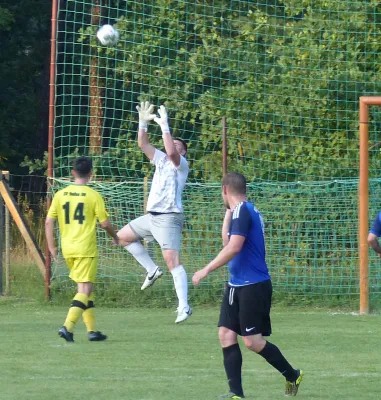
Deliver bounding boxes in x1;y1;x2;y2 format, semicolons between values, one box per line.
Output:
0;6;14;31
0;0;380;181
57;0;381;182
0;155;7;168
0;0;50;174
20;152;49;175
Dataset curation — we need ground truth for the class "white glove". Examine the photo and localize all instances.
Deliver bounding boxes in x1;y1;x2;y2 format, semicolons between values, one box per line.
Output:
136;101;155;130
154;105;170;133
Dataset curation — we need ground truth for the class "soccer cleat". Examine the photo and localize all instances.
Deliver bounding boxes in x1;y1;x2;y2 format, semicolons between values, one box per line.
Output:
141;267;163;290
58;326;74;342
175;305;192;324
219;392;245;399
88;331;107;342
285;369;304;396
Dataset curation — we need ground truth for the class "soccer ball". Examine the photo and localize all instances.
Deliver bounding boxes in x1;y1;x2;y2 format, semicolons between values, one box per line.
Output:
97;24;119;46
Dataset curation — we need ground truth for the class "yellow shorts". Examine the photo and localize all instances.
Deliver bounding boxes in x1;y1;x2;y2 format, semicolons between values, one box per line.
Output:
65;257;97;283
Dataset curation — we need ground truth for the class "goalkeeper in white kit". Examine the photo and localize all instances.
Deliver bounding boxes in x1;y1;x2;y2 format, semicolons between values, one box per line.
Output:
118;102;192;323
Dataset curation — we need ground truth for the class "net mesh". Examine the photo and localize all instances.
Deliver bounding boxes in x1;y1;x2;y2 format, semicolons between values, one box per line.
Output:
51;0;381;306
2;175;46;299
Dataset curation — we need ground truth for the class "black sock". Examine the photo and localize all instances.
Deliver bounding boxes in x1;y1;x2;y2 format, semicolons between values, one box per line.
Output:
222;344;244;397
258;341;297;381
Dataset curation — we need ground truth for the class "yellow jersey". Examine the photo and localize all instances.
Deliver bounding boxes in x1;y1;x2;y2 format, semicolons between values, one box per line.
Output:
47;184;109;258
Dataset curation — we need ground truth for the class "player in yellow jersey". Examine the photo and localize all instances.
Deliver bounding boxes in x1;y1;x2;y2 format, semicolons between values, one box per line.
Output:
45;156;119;342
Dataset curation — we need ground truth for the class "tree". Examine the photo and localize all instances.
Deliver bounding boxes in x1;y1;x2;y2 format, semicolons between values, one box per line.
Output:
0;0;51;174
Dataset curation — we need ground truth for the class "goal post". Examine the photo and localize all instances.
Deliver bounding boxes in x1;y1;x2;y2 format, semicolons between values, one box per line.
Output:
359;96;381;315
0;171;11;296
45;0;59;300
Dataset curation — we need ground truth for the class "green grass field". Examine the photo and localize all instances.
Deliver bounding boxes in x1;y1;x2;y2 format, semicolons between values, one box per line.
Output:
0;301;380;400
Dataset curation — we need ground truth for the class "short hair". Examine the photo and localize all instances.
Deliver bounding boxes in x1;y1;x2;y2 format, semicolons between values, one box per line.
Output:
173;137;188;154
222;172;246;195
73;156;93;178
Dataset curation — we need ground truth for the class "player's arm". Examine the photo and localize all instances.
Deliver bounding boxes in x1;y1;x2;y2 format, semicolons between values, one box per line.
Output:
202;235;245;273
154;105;181;167
192;235;245;286
368;213;381;256
193;204;250;286
368;233;381;255
95;194;119;245
45;196;58;261
45;217;58;261
99;218;119;244
162;132;180;167
222;209;233;247
136;101;156;161
138;128;155;161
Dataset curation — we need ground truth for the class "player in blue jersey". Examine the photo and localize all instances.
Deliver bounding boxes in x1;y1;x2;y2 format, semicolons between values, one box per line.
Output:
368;212;381;255
192;172;303;398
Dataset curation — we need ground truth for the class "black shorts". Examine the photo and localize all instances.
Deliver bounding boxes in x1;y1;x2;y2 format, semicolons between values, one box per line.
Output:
218;279;272;337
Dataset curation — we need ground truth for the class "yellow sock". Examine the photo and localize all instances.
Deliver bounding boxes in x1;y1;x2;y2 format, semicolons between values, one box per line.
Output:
82;293;96;332
64;293;88;333
82;307;96;332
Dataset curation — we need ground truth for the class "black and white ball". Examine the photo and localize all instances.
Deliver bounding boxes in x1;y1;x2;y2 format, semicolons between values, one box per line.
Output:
97;24;119;46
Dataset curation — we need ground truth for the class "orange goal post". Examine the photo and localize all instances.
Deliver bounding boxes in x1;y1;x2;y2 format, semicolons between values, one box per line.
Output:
359;96;381;315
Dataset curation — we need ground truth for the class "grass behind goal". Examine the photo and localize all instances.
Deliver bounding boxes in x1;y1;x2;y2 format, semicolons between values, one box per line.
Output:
0;304;380;400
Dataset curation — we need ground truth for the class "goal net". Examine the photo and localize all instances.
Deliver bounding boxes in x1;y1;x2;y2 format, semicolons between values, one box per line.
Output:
51;0;381;306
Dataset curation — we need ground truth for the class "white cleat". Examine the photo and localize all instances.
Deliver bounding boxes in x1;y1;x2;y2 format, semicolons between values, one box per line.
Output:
141;267;163;290
175;306;192;324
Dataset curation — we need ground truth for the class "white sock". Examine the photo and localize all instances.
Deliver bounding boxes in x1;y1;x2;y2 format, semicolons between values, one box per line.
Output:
170;265;188;311
125;242;157;274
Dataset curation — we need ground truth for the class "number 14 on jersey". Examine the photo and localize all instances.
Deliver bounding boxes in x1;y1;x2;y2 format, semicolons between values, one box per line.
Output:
62;202;85;224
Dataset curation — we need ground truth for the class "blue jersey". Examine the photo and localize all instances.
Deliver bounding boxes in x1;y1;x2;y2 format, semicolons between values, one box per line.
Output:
227;201;270;287
369;212;381;236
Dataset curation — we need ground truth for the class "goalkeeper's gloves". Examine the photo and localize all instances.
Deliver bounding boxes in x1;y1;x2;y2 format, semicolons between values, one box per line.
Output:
136;101;155;130
154;105;170;133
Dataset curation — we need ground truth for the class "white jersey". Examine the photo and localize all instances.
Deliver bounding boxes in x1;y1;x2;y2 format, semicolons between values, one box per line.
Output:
146;149;189;213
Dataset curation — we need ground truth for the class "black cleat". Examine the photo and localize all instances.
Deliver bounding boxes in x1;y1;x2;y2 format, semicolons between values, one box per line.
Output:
88;331;107;342
58;326;74;342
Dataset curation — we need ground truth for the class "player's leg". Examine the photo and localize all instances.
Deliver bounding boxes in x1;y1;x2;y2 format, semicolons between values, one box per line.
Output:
118;216;161;285
59;258;92;342
152;213;190;322
82;292;96;332
218;286;245;399
242;334;303;396
161;248;191;323
239;281;303;396
78;257;107;341
242;333;300;379
82;291;107;342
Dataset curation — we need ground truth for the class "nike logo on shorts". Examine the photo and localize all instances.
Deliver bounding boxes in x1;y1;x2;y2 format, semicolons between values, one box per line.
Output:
245;326;255;332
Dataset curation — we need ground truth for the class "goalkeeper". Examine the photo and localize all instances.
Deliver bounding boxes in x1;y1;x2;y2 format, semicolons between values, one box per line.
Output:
117;102;191;324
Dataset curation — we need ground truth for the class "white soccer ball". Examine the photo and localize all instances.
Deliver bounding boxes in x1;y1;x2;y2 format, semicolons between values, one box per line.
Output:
97;24;119;46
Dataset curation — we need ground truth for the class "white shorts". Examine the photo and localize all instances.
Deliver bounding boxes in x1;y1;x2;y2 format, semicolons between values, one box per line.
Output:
129;213;184;251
